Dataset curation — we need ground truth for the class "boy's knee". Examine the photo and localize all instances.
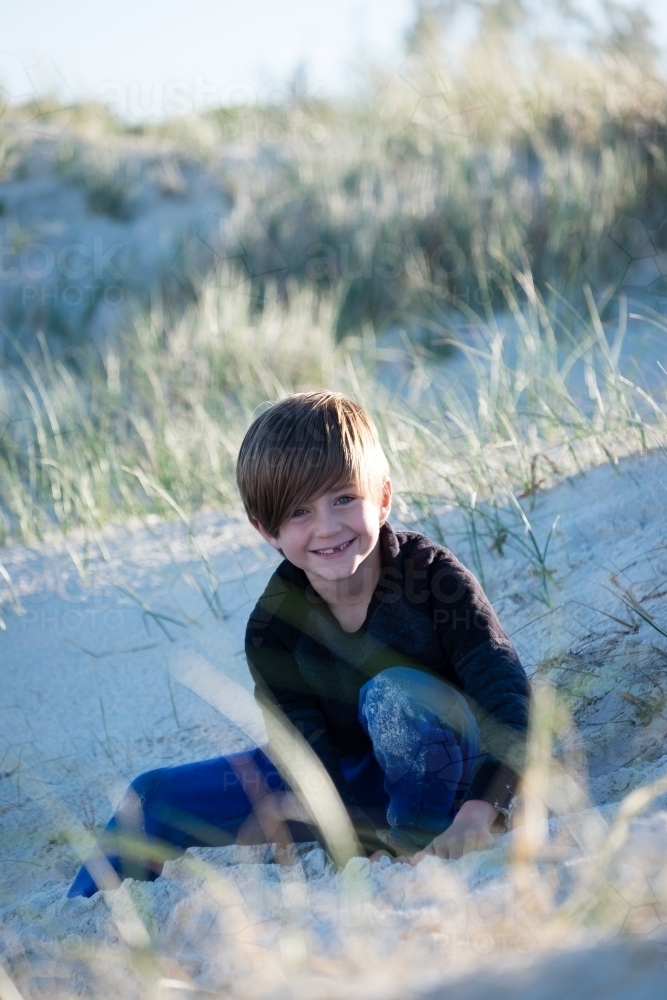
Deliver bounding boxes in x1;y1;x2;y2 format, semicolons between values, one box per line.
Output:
359;667;435;726
359;668;424;746
129;766;169;805
359;666;478;742
360;666;416;706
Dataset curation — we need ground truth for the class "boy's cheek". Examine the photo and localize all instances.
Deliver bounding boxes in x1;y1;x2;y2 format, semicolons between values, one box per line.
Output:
273;530;297;558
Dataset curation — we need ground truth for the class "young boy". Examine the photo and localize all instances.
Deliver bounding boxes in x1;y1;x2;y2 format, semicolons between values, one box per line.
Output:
68;391;529;896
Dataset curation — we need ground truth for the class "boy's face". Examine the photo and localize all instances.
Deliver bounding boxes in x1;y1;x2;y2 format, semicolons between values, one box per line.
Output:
252;479;392;583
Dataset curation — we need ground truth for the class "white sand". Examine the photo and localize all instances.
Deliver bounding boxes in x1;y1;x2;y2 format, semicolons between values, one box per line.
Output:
2;448;667;997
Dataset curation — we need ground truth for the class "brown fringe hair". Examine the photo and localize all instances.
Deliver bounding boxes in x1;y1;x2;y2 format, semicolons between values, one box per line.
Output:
236;392;390;537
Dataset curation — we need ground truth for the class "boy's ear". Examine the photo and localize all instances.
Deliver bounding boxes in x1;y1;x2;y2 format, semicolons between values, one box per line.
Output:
250;517;282;552
379;478;392;526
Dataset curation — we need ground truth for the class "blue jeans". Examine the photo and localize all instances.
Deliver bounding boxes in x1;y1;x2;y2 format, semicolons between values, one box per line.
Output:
68;667;479;897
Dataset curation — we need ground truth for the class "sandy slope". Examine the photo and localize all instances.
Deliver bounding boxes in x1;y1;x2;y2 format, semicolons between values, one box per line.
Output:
2;448;667;997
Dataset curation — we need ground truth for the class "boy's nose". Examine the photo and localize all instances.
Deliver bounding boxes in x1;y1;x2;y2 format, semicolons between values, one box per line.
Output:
312;508;342;536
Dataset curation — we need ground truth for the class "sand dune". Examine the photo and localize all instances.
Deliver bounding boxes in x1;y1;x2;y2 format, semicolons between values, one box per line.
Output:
2;449;667;997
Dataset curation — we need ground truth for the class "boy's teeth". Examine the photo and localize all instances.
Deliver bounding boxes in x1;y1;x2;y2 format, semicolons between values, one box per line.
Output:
316;540;350;554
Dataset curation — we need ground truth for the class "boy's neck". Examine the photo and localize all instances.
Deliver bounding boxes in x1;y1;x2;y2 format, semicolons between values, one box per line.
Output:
305;536;383;622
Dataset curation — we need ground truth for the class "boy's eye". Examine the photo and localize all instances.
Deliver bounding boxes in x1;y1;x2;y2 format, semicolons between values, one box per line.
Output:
290;493;356;518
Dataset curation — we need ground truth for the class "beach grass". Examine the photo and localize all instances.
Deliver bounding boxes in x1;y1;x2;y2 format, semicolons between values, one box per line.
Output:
3;6;667;340
1;7;666;565
1;257;665;611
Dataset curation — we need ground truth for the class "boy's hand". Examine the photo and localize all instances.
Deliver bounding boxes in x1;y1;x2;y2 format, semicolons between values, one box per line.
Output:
367;848;413;864
367;849;398;863
236;792;314;846
409;800;499;864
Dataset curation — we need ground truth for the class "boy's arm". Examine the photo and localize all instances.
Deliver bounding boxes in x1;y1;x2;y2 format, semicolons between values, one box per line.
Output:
429;549;531;822
245;615;391;857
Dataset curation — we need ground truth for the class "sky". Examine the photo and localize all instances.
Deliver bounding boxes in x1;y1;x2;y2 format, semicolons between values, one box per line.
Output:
2;0;667;123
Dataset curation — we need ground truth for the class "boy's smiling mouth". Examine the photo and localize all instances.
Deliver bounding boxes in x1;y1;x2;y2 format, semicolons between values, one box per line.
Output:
311;538;355;556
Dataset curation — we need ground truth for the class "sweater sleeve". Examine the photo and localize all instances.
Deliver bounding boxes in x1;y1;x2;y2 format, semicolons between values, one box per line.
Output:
245;605;392;856
428;548;530;817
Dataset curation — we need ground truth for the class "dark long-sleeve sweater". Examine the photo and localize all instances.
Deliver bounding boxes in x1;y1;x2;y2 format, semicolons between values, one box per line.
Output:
245;522;530;851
